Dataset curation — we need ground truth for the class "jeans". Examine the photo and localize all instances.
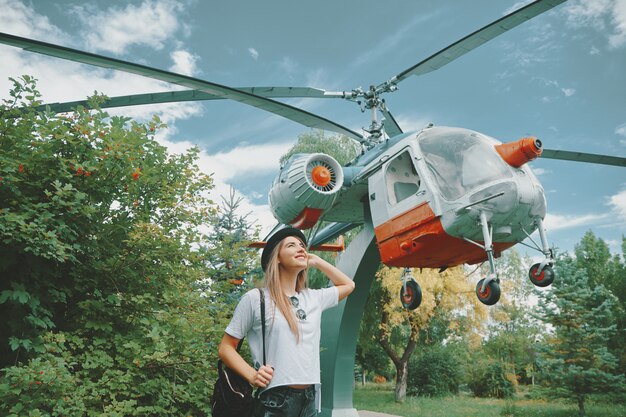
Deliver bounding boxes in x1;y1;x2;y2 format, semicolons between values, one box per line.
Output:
256;385;316;417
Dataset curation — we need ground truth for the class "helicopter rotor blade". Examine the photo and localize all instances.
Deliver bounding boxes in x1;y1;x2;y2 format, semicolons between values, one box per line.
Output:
379;107;403;137
541;149;626;167
0;32;363;142
391;0;566;84
36;87;347;113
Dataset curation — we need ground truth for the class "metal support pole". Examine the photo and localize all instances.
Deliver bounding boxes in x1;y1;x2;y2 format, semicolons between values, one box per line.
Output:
319;216;379;417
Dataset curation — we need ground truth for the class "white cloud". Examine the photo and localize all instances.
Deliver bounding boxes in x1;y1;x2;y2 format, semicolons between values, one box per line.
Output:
71;0;185;55
503;1;534;16
565;0;626;49
278;56;297;78
543;212;608;231
532;78;576;99
0;46;200;117
608;0;626;47
608;188;626;223
392;115;432;134
0;0;68;43
566;0;612;29
153;134;285;234
197;142;292;182
0;0;281;237
169;50;200;76
615;123;626;136
531;167;550;176
352;11;438;68
248;47;259;60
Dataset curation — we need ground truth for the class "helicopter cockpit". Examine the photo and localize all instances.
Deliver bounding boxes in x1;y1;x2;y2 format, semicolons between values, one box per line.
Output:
418;130;513;201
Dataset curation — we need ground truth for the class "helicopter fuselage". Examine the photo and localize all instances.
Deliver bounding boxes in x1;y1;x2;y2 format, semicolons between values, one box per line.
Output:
269;125;546;269
365;126;545;268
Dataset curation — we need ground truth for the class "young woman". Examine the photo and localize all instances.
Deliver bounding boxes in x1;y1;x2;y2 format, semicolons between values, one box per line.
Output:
218;227;355;417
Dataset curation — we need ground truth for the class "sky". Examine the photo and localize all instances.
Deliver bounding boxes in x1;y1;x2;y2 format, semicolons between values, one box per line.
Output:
1;0;625;258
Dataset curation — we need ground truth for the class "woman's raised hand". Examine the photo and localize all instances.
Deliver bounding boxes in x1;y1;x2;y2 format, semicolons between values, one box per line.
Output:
307;252;322;269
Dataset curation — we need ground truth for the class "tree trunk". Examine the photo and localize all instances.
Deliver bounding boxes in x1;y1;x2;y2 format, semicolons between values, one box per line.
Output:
379;307;419;404
578;395;586;417
395;361;408;402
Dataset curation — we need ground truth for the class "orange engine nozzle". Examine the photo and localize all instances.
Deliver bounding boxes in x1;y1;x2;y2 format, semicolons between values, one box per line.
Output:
311;165;331;187
495;137;543;167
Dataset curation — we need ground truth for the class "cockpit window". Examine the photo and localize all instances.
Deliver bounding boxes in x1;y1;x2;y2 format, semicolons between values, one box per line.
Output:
385;150;421;204
418;131;511;201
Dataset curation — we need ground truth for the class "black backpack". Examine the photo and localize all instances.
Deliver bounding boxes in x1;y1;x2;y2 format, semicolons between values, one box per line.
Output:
211;288;266;417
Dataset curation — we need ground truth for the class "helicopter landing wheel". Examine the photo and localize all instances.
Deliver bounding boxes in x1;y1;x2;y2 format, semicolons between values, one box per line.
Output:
400;279;422;310
476;279;501;306
529;263;554;287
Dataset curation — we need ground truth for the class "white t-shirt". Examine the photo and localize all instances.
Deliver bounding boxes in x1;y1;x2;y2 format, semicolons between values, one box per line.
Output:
225;286;339;390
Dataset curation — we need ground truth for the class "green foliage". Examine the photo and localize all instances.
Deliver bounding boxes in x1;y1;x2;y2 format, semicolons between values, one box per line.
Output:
202;187;260;288
0;76;237;415
574;231;626;375
357;274;394;380
407;344;462;397
534;253;625;416
467;359;516;399
279;130;361;166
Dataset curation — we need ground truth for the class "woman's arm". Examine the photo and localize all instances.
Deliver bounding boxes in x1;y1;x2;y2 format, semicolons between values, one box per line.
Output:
217;333;273;388
307;253;355;301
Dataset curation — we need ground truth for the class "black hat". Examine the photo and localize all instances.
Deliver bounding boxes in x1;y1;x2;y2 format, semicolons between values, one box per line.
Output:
261;227;307;271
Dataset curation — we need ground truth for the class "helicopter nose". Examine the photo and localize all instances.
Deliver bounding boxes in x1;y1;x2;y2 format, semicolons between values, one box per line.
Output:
495;137;543;167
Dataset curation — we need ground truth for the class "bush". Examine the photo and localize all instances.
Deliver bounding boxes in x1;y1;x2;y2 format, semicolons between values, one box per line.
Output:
407;344;461;397
0;76;229;416
467;360;515;399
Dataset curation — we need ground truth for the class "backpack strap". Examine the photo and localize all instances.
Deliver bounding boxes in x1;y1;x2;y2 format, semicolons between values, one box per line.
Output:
258;287;266;365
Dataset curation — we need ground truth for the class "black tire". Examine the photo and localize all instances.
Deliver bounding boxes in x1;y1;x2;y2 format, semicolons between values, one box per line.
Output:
400;279;422;310
475;279;501;306
529;263;555;287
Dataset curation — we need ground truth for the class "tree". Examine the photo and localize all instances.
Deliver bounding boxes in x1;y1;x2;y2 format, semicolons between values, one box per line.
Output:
534;254;625;417
574;231;626;375
373;266;486;402
0;76;229;415
203;186;260;287
479;249;543;386
279;130;361;166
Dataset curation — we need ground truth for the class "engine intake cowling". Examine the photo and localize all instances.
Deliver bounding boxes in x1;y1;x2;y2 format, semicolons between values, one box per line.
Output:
269;153;344;229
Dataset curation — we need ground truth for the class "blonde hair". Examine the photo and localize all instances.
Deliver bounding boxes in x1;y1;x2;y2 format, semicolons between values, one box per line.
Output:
263;237;308;341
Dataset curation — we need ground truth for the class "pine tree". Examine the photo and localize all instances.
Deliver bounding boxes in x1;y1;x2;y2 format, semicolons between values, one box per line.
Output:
534;256;625;417
574;231;626;375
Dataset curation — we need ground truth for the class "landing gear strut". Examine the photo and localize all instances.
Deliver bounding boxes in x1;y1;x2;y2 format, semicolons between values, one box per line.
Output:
465;212;502;306
525;218;555;287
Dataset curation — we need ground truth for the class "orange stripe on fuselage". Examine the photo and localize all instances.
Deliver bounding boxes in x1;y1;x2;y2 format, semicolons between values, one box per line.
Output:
374;202;514;268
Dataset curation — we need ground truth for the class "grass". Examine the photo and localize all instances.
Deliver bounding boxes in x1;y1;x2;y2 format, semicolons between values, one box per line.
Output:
353;383;626;417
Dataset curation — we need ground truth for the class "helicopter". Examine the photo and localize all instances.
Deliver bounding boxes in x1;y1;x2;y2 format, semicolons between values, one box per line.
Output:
1;0;625;309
